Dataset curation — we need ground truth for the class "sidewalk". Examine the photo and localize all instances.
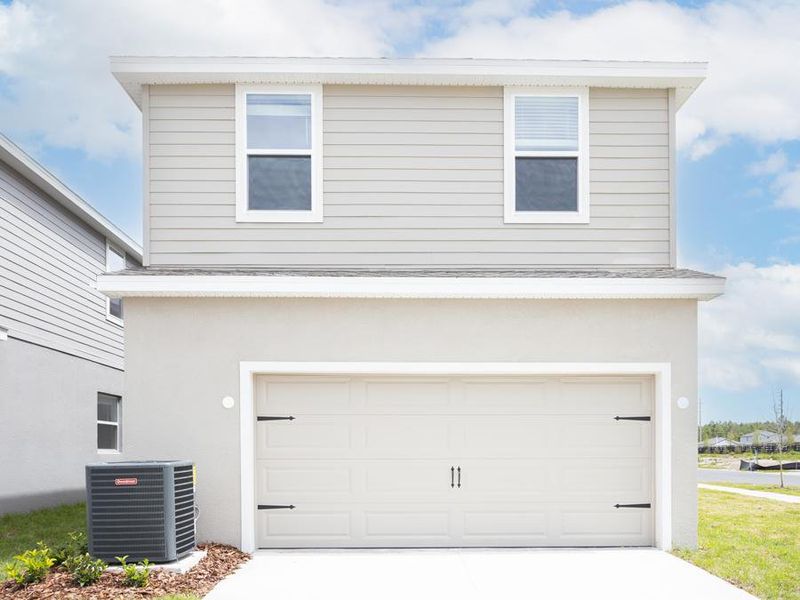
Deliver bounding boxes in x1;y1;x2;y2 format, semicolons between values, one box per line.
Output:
699;483;800;503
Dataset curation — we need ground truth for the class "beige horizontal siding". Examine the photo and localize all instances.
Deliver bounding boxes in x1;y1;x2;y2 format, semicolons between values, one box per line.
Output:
147;84;672;268
0;163;130;368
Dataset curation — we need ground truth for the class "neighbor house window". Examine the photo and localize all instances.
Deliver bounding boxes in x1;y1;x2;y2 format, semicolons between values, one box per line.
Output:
105;241;125;324
97;393;121;452
503;88;589;223
235;85;322;222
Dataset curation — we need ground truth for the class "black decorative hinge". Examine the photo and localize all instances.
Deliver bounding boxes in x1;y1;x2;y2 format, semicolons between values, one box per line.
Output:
258;505;296;510
257;416;295;422
614;503;651;509
613;416;651;422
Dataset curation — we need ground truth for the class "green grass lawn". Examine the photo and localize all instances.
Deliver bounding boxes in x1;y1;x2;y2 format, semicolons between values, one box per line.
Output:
0;503;201;599
709;483;800;497
0;502;85;571
675;489;800;600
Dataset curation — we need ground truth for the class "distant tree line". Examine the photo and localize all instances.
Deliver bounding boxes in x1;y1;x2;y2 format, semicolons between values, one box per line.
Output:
700;420;799;443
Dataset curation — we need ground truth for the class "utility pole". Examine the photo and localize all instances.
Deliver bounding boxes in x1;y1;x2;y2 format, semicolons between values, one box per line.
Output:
698;396;702;445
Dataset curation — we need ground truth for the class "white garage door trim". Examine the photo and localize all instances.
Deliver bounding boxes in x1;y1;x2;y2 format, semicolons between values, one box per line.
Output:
238;362;672;552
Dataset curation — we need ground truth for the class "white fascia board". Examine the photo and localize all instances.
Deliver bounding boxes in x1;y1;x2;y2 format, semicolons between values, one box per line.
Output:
97;274;725;300
110;57;707;109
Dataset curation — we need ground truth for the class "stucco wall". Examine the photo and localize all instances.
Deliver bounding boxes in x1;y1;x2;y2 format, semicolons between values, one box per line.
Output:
122;297;698;548
0;338;126;514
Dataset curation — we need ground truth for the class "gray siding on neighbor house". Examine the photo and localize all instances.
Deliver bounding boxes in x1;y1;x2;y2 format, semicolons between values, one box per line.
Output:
0;162;132;369
146;85;670;268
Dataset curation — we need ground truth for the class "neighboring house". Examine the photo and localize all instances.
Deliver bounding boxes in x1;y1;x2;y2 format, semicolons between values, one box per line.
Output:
739;430;786;445
700;437;740;448
0;133;142;514
99;57;725;552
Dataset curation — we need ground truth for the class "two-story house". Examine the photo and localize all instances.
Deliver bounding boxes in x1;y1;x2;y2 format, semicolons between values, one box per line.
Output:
99;57;724;552
0;133;142;514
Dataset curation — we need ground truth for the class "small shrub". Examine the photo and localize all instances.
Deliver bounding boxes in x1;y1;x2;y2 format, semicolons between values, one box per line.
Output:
52;531;88;565
116;555;151;588
3;542;55;585
64;553;105;587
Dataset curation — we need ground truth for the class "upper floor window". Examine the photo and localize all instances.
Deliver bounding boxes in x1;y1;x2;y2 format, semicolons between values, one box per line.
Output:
504;88;589;224
105;241;125;325
235;85;323;223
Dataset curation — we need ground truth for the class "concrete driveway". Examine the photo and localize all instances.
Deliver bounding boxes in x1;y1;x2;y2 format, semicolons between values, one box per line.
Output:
205;548;756;600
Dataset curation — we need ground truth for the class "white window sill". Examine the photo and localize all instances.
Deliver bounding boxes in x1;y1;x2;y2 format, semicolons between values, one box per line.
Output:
97;449;121;455
105;313;124;327
504;210;590;224
235;209;323;223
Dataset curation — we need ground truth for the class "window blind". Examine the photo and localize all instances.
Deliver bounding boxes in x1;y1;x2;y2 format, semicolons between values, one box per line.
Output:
515;96;579;152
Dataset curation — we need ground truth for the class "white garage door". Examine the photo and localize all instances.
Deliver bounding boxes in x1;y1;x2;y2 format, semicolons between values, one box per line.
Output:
255;375;654;548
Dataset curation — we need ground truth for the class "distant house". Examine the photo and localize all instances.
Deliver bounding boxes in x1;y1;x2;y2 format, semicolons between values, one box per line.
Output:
0;133;142;514
739;430;786;445
701;437;740;448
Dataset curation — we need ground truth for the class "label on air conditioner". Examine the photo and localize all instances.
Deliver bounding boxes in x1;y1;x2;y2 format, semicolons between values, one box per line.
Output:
114;477;138;486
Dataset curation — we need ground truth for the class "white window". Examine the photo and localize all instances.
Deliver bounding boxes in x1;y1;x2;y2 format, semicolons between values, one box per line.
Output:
235;85;323;223
504;88;589;223
97;392;121;453
105;241;125;325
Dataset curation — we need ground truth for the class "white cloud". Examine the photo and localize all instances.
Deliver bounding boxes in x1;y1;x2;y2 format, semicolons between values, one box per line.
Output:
772;166;800;209
748;150;788;176
0;0;400;159
699;262;800;392
1;1;800;161
420;1;800;159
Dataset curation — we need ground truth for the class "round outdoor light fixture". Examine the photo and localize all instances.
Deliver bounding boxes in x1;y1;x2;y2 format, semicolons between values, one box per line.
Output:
677;396;690;409
222;396;235;409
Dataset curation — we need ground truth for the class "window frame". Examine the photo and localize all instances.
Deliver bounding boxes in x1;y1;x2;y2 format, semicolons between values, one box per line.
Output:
235;84;323;223
503;87;590;224
97;392;122;454
105;240;125;326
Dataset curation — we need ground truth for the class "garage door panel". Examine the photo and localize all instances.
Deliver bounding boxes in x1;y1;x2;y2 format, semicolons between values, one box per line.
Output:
365;417;452;452
461;379;549;412
258;510;352;542
257;378;353;414
257;420;351;451
364;510;451;539
559;461;651;497
257;463;352;495
462;510;549;540
558;378;651;414
560;508;652;543
460;416;651;458
364;379;452;411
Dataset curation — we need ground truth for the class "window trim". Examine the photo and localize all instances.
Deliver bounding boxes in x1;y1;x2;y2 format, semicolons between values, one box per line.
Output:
503;87;590;224
105;240;125;326
235;84;323;223
97;392;122;454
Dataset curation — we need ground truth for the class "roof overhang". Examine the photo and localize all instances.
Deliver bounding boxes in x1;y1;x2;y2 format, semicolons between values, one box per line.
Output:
0;134;142;262
111;56;707;109
97;273;725;301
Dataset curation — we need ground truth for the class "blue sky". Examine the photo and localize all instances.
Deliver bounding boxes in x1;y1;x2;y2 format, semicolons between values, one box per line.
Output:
1;0;799;424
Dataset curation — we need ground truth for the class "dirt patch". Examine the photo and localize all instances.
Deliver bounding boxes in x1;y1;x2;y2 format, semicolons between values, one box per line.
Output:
698;455;740;470
0;543;249;599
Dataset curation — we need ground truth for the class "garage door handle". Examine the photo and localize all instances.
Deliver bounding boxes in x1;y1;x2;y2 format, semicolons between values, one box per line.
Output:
257;416;295;421
457;466;461;488
613;416;651;422
451;467;455;488
258;505;296;510
614;503;651;509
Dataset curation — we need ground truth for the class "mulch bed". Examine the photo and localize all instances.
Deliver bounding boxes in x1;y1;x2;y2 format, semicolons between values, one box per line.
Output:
0;543;249;599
